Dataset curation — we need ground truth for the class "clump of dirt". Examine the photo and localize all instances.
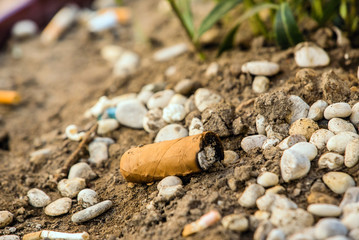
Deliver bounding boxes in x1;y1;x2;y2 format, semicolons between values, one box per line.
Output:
202;103;235;137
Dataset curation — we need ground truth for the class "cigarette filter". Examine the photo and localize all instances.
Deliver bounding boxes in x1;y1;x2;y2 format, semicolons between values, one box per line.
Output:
98;7;132;25
0;90;21;104
120;131;224;183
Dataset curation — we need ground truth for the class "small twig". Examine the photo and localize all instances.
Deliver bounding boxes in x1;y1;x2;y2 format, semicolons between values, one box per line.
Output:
54;123;98;181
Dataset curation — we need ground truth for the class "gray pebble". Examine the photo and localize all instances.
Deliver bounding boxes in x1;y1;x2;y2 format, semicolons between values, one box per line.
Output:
27;188;51;208
324;102;352;120
58;178;86;198
116;99;147;129
71;200;112;223
154;124;188;143
77;189;98;208
147;90;175;109
287;95;310;124
88;141;108;166
314;218;347;239
0;211;13;228
194;88;222;112
68;162;96;181
241;135;267;152
44;197;72;216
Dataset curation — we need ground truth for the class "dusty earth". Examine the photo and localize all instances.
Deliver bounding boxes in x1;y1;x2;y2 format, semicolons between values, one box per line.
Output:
1;0;359;239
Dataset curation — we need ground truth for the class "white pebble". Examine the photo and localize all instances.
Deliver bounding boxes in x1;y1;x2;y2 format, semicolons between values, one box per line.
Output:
307;100;328;121
350;102;359;125
310;129;335;150
318;152;344;169
97;119;119;135
328;118;356;134
168;94;187;106
143;108;167;133
77;189;98;208
252;76;270;93
326;236;350;240
188;117;204;136
29;148;52;165
289;142;318;161
27;188;51;208
153;43;188;62
327;131;359;154
71;200;112;223
294;42;330;67
115;99;147;129
339;187;359;209
289;118;319;140
281;149;310;182
147;90;175;109
158;185;182;199
262;137;280;150
324;102;352;120
110;93;137;106
65;125;85;142
349;229;359;240
241;61;280;76
0;211;13;228
307;204;341;217
162;104;186;123
256;193;297;212
92;137;114;146
345;139;359;168
241;135;267;152
323;172;355;194
256;114;267;135
221;214;248;232
239;184;265;208
265;185;286;195
257;172;279;188
287;95;310;124
57;178;86;198
174;79;197;95
44;197;72;216
137;90;153;104
205;62;219;77
100;45;124;64
154;124;188;143
287;228;316;240
85;96;112;118
253;210;271;222
88;141;108;166
113;51;140;78
341;211;359;230
12;20;38;39
68;162;96;181
222;150;239;166
314;218;347;239
267;229;285;240
157;176;182;191
165;66;176;77
0;235;20;240
194;88;222;112
278;135;306;150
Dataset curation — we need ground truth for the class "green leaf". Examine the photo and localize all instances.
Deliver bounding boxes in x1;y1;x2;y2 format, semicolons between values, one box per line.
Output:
176;0;195;38
318;0;341;25
217;3;278;57
274;2;304;49
196;0;243;41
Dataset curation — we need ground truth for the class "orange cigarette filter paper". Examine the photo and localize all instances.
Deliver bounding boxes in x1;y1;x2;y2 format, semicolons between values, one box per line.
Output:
0;90;21;104
120;132;224;183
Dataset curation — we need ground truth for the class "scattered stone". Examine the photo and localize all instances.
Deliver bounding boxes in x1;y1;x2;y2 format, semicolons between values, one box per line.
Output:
327;131;359;154
194;88;222;112
307;100;328;121
143;108;167;133
100;45;124;64
266;185;285;195
310;129;335;150
188;117;204;136
253;221;273;240
115;99;147;129
68;162;96;181
324;102;352;120
278;135;306;150
314;218;347;239
328;118;356;134
318;152;344;169
137;90;153;104
350;102;359;126
0;235;20;240
341;208;359;230
257;172;279;188
158;185;183;199
57;178;86;198
205;62;219;77
202;103;234;137
0;211;13;228
153;43;188;61
77;189;98;208
72;200;113;223
174;79;199;95
289;142;318;161
162;104;186;123
281;149;311;182
307;192;339;205
256;193;297;212
221;214;248;232
239;184;265;208
154;124;188;143
222;150;239;166
294;42;330;67
27;188;51;208
113;51;140;78
349;228;359;240
165;65;176;77
65;124;85;141
12;20;38;39
265;123;290;140
29;148;52;166
323;172;355;194
287;229;316;240
344;139;359;168
92;137;115;145
267;229;285;240
157;176;182;191
44;197;72;216
88;141;108;166
339;187;359;209
252;76;270;93
286;95;310;124
253;210;271;222
289;118;319;140
169;94;187;106
97;119;119;135
256;114;267;135
241;61;280;76
241;135;267;153
307;204;341;217
262;137;280;150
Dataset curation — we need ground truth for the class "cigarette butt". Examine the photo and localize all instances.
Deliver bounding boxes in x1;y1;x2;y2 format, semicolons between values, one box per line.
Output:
98;7;132;24
120;131;224;183
23;230;89;240
41;5;79;45
0;90;21;104
182;210;222;237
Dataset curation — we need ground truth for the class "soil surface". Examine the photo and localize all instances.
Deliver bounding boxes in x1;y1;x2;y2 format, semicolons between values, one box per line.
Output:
1;0;359;239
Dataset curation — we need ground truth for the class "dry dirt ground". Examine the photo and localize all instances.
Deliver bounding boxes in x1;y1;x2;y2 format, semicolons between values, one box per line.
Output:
0;0;359;239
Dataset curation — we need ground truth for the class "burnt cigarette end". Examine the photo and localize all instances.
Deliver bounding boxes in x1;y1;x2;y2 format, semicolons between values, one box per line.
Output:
197;132;224;170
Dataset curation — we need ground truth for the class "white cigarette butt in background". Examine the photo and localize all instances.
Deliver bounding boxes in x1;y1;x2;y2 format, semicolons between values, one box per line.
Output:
22;230;89;240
